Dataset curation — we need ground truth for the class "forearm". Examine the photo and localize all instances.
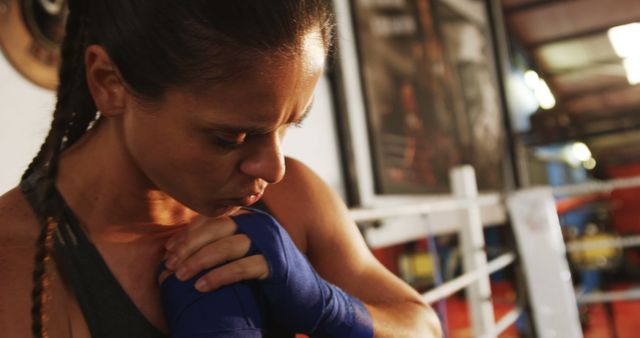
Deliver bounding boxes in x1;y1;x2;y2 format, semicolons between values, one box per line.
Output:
260;158;443;337
365;300;442;338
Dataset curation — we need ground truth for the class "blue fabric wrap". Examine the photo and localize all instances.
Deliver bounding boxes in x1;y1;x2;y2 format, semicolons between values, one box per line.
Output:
160;269;264;337
232;210;374;338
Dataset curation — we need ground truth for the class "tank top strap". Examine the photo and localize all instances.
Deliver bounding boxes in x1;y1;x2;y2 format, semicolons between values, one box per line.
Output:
20;169;167;338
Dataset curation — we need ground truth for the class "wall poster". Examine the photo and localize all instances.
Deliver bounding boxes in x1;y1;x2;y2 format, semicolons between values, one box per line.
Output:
350;0;505;194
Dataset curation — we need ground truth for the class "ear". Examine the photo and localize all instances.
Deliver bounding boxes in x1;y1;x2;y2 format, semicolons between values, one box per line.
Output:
85;45;127;117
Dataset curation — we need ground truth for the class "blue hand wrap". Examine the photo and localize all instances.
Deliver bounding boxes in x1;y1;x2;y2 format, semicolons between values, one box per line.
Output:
232;210;374;338
160;268;264;337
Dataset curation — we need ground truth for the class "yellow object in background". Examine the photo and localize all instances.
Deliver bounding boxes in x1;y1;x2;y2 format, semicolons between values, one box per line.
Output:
568;233;623;270
399;251;435;290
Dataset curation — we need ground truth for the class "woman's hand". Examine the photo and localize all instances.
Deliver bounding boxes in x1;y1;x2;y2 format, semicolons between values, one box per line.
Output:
159;213;269;292
231;211;374;337
161;210;374;337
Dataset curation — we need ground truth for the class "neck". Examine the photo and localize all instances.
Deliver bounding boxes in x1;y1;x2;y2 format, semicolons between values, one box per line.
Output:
56;120;199;238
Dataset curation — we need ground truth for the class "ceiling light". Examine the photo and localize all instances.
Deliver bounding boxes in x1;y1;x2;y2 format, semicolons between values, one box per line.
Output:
571;142;592;162
534;79;556;110
560;142;592;167
623;57;640;85
522;70;556;110
608;23;640;58
583;158;597;170
523;70;540;89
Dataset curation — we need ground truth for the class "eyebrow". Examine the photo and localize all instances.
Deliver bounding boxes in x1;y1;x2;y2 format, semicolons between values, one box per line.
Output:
205;98;315;135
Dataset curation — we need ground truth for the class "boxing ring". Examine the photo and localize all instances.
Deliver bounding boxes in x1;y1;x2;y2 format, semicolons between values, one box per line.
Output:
328;0;640;334
553;176;640;307
350;166;522;338
349;166;640;338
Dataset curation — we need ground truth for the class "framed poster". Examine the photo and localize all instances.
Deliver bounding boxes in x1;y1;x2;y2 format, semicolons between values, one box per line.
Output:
335;0;505;201
349;0;463;194
433;0;505;191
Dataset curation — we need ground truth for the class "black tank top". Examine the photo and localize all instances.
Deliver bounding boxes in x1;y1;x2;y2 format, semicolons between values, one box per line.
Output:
20;171;293;338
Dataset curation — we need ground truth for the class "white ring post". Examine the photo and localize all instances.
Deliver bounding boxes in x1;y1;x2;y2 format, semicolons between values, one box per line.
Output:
507;187;583;338
450;166;496;337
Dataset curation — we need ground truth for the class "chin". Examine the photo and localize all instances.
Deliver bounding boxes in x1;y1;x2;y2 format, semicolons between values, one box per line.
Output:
199;204;242;218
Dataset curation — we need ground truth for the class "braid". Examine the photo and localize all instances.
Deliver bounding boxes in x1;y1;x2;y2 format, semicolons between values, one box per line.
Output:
22;1;96;181
27;1;97;337
30;217;55;338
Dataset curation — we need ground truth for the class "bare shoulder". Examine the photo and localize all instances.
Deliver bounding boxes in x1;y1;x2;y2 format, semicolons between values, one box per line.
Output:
265;158;347;218
0;186;40;242
0;186;40;336
264;158;429;313
262;157;371;265
262;157;352;250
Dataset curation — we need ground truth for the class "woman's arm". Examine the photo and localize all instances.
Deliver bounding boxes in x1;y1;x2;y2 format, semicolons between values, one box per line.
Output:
163;157;443;337
262;157;442;338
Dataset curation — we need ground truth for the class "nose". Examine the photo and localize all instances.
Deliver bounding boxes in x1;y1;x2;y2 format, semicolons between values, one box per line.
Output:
239;132;286;184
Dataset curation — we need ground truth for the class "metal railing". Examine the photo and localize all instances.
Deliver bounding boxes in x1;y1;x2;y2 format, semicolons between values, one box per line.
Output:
349;166;517;338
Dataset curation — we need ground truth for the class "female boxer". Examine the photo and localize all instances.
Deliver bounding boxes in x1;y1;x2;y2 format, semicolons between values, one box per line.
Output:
0;1;441;337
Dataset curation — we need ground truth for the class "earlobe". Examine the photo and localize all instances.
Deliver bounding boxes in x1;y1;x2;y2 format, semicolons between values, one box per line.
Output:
85;45;127;117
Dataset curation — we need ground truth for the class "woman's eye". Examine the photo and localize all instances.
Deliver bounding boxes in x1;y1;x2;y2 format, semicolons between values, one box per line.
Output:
213;133;247;150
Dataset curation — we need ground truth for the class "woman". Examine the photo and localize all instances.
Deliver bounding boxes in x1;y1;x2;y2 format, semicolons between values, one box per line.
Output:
0;1;441;337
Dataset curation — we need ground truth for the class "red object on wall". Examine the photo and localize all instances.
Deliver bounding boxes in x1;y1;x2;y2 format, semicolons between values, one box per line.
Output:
371;239;430;276
556;193;606;215
371;244;407;276
606;163;640;234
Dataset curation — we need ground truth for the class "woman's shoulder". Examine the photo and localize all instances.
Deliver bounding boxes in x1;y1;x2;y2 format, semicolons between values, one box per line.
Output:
267;157;338;202
0;185;40;293
0;186;40;245
262;157;353;252
0;186;40;336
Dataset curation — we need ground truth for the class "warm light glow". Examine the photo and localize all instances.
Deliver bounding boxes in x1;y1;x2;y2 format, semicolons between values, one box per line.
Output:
608;23;640;58
571;142;592;162
583;158;597;170
522;70;556;109
623;57;640;85
608;23;640;86
561;142;592;166
535;79;556;110
524;70;540;89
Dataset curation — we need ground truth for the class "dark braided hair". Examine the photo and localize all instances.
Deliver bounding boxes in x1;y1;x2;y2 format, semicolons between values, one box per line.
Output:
25;1;334;337
26;1;96;336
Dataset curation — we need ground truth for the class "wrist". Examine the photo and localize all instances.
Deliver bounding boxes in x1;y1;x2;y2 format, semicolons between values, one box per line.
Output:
348;297;374;338
312;286;374;338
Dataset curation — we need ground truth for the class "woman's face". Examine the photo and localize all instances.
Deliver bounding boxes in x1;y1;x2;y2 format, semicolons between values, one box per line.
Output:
120;32;326;217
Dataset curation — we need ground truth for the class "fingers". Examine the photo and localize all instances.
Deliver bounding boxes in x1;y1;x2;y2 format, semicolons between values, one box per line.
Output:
164;216;237;270
158;269;173;285
173;234;252;281
161;212;270;291
194;255;270;292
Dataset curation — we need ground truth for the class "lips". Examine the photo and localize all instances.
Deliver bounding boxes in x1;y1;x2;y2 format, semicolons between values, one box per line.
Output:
222;191;264;207
242;191;264;206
